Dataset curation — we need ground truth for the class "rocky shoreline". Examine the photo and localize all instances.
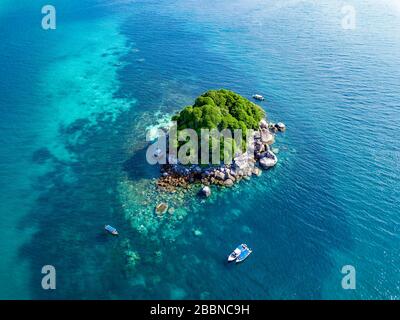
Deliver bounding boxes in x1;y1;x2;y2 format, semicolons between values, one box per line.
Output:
156;119;285;195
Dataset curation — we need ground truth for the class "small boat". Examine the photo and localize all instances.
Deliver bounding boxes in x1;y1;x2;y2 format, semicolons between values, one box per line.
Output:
228;244;252;263
252;94;265;101
236;244;252;263
105;225;119;235
228;245;243;262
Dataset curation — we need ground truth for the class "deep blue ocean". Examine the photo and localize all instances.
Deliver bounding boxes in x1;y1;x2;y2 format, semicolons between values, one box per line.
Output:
0;0;399;299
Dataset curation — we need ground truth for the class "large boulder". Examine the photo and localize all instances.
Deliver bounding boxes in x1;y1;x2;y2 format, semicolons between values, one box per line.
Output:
260;129;274;144
269;123;278;133
223;179;234;187
276;122;286;132
214;170;225;180
259;156;277;169
234;152;251;171
259;119;268;129
200;186;211;197
155;203;169;215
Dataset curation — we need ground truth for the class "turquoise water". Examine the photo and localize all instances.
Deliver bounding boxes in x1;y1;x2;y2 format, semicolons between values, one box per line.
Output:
0;0;399;299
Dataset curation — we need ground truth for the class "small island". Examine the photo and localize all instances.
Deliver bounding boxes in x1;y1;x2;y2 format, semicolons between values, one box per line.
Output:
152;89;285;195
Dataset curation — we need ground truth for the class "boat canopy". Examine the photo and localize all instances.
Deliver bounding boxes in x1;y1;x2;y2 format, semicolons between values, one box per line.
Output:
105;225;116;232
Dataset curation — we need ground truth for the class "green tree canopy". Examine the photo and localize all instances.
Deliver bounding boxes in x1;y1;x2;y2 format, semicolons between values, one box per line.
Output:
172;89;265;133
171;89;266;163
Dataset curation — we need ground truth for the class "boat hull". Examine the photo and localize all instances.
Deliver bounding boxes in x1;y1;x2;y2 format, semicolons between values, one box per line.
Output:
227;255;237;262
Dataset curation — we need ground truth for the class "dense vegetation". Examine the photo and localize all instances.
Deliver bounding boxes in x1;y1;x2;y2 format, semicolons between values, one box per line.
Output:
172;89;265;134
171;89;266;163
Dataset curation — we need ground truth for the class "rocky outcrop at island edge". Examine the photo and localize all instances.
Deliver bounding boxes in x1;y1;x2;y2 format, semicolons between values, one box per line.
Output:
259;154;278;169
155;119;285;192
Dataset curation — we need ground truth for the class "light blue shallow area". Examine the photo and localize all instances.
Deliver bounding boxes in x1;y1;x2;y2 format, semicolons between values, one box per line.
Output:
0;0;399;299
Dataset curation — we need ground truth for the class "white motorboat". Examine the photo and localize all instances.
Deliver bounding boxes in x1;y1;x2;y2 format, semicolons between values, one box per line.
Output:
252;94;265;101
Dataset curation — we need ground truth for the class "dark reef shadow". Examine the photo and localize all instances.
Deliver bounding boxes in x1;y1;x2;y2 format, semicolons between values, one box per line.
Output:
19;113;131;299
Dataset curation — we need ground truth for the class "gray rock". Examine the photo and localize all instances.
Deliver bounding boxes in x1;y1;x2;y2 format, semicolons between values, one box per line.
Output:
259;155;277;169
200;186;211;197
223;179;234;187
259;119;268;129
234;152;251;170
214;171;225;180
261;129;274;144
276;122;286;132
